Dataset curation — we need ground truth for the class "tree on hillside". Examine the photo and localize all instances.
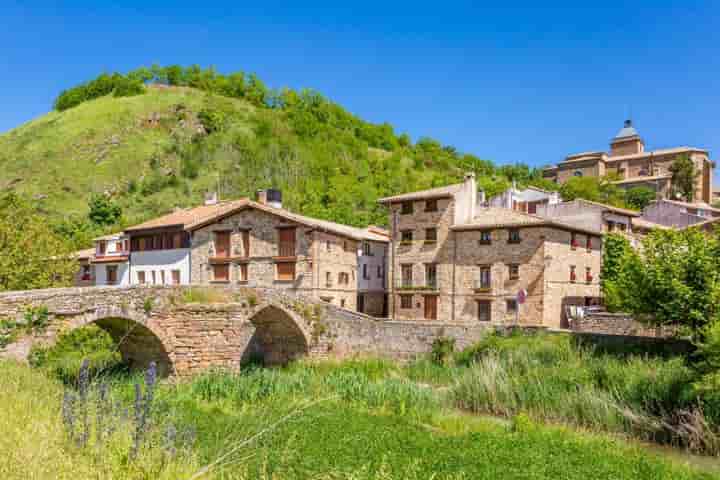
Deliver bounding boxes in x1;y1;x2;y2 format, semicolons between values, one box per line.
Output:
624;186;656;211
605;228;720;338
669;154;697;201
559;176;625;206
88;194;122;226
0;194;77;291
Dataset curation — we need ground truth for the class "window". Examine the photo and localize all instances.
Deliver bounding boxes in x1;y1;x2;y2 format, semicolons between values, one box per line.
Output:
338;272;350;285
123;239;129;252
363;264;369;280
340;299;346;308
137;271;146;284
617;223;627;232
400;230;413;244
400;295;413;309
326;240;332;252
508;229;521;244
425;264;437;289
214;231;231;258
571;233;578;250
477;266;491;290
115;241;122;252
477;300;491;322
570;265;576;282
81;265;91;281
326;271;332;287
362;242;372;256
98;241;107;255
241;230;250;257
160;271;166;284
425;228;437;243
377;265;384;278
277;228;296;257
508;264;519;280
425;199;438;212
239;263;248;282
172;233;182;249
401;264;413;287
586;236;593;252
276;262;295;282
401;201;414;215
479;231;492;245
213;264;229;282
506;299;518;314
106;265;118;285
606;221;615;232
586;267;593;283
171;270;180;285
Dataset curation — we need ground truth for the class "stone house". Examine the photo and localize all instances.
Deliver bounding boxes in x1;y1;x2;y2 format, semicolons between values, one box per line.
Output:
536;199;639;234
543;120;714;204
379;174;602;328
75;190;388;314
640;199;720;229
487;185;561;214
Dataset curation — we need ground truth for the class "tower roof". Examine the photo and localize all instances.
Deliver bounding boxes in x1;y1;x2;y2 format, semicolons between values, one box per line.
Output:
614;119;640;140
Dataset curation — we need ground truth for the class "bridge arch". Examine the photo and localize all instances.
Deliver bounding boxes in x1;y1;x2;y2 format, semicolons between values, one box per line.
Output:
244;303;310;366
71;307;174;376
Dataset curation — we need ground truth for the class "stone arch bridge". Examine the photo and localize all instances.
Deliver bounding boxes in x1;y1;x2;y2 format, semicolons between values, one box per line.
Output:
0;286;487;376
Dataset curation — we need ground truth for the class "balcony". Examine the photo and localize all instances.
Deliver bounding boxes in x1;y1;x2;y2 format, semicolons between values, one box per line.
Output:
396;280;438;292
473;279;492;293
278;242;295;258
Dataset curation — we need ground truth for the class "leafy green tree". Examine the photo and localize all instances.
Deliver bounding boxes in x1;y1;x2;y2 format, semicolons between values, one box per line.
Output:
559;176;625;206
607;228;720;337
600;233;634;310
88;194;122;226
624;186;656;211
0;194;77;291
669;154;697;201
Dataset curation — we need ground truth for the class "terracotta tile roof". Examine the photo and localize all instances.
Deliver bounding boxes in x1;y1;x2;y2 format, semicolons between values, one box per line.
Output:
612;174;671;185
451;207;602;236
124;199;388;242
378;183;463;203
681;217;720;231
73;248;96;260
570;199;640;217
632;217;671;231
660;199;720;214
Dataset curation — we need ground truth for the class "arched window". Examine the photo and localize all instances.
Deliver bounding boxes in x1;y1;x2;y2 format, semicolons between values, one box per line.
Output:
573;170;583;177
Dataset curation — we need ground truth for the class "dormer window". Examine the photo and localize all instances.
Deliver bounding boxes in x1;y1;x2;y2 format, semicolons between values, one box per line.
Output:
401;201;414;215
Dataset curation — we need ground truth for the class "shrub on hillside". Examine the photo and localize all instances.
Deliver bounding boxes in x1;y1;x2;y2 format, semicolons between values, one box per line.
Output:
29;325;123;384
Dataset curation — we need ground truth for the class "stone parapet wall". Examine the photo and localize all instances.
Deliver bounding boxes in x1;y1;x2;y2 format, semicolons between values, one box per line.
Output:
570;311;677;338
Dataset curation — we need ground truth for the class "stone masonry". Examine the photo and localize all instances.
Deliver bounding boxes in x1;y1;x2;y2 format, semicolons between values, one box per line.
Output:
0;285;492;376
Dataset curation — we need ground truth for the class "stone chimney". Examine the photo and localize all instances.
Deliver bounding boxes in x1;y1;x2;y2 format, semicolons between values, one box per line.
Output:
610;119;644;157
204;192;218;205
453;172;477;225
256;189;282;209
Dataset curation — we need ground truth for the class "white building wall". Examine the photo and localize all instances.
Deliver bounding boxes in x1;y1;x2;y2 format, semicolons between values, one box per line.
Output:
357;241;387;292
94;263;130;286
130;249;191;285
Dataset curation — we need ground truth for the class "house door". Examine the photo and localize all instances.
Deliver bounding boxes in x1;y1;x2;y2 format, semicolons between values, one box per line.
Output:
424;295;438;320
357;293;365;313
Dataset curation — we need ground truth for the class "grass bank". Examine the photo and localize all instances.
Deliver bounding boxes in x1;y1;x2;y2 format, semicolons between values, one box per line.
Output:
1;356;716;479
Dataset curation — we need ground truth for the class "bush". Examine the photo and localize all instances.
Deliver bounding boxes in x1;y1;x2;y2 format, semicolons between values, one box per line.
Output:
430;336;455;366
29;325;123;384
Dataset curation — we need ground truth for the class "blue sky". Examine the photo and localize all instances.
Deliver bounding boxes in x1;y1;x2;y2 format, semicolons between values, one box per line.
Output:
2;1;718;175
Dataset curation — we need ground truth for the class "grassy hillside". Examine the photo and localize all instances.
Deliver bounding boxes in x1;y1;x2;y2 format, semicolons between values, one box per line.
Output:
0;67;553;240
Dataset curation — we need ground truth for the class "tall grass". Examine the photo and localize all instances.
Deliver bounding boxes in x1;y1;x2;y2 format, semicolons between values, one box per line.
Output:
450;333;720;454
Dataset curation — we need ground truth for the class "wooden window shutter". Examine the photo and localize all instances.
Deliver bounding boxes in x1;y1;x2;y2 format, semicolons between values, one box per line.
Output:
277;262;295;281
213;264;229;282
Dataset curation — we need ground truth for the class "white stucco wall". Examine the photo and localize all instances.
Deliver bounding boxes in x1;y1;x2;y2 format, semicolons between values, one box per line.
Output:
94;262;130;286
357;241;387;292
130;249;191;285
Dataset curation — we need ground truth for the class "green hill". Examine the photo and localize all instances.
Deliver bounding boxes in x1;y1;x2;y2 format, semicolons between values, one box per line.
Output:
0;67;551;245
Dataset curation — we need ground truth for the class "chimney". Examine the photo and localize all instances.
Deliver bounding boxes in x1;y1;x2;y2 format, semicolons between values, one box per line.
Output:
204;192;218;205
256;189;282;209
454;172;477;225
255;189;267;205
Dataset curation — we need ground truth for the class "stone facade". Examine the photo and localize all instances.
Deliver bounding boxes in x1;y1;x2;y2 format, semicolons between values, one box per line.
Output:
0;285;494;375
543;121;713;204
382;178;602;329
571;311;677;338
